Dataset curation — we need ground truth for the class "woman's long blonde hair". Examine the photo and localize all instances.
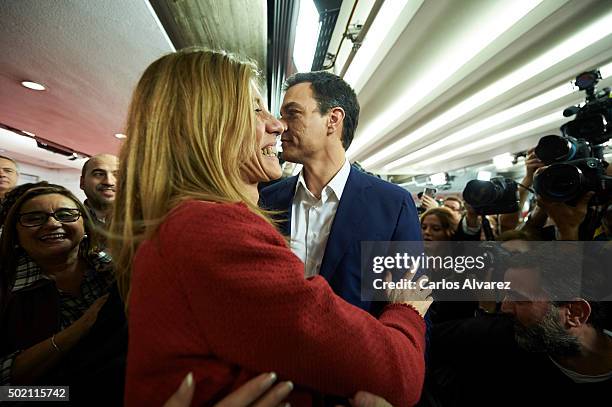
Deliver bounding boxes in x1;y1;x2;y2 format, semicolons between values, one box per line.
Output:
109;48;269;305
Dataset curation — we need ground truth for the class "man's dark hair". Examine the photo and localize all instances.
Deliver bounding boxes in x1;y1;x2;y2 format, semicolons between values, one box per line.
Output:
505;246;582;302
284;71;360;149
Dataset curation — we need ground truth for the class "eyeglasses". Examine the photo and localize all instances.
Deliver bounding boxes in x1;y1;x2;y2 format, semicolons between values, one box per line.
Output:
18;208;82;227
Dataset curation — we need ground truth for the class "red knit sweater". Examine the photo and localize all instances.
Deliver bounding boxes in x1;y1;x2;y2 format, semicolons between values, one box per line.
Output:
124;201;426;406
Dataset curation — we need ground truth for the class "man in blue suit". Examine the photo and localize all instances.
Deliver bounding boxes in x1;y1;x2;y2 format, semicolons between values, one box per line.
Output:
260;71;422;313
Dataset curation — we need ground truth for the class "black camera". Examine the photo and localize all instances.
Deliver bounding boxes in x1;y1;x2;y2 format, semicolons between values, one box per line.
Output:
534;70;612;204
533;158;609;203
462;177;519;215
534;134;591;165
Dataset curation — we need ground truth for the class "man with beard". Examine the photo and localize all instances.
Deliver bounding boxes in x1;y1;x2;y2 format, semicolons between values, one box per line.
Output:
424;248;612;407
80;154;118;226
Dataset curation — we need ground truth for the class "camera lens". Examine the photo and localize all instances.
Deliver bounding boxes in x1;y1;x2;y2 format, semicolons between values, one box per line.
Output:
534;164;583;202
535;135;575;164
463;180;500;206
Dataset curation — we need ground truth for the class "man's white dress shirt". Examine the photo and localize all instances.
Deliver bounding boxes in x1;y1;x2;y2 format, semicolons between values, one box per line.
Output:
290;159;351;278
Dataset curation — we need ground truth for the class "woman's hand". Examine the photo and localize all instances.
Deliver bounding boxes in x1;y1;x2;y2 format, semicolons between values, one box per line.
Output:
10;293;110;384
164;372;293;407
74;293;109;332
386;273;433;317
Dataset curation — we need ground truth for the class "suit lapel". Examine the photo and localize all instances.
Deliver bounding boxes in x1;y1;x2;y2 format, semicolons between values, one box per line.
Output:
271;176;298;236
319;167;371;280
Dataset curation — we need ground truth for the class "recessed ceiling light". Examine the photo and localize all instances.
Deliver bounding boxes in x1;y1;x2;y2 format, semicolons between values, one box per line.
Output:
21;81;46;91
114;133;127;139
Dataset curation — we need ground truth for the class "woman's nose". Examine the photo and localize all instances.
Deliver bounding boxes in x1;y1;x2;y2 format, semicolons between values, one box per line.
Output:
266;115;284;135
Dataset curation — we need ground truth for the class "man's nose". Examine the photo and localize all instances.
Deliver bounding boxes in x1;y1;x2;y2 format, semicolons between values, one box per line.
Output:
106;173;117;185
278;116;288;132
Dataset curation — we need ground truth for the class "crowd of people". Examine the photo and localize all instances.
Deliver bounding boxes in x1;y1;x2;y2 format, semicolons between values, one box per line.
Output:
1;48;611;406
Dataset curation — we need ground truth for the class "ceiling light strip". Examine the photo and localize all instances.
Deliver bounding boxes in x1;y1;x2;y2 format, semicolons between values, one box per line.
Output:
347;0;544;159
406;112;563;171
383;83;573;170
344;0;421;93
359;10;612;168
384;59;612;171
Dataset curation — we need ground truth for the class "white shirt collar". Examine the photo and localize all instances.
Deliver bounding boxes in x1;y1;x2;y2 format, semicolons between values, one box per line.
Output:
295;158;351;202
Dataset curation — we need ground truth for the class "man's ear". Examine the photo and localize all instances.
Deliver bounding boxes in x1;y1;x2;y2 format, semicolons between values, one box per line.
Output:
80;176;85;191
327;107;345;138
564;299;591;328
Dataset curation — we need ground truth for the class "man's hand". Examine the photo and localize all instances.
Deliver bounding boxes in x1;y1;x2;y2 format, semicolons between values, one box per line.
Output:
524;148;545;185
386;272;433;317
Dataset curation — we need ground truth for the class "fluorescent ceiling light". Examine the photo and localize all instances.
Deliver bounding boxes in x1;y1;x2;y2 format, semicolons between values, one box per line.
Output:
348;0;543;159
493;153;514;169
114;133;127;139
0;128;85;170
477;171;492;181
384;59;612;171
293;0;320;72
601;63;612;78
383;83;573;170
344;0;419;92
429;172;448;186
358;10;612;168
405;111;563;171
21;81;46;91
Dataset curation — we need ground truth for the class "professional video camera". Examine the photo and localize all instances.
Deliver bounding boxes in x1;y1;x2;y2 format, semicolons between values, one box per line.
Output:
462;177;519;215
533;70;612;205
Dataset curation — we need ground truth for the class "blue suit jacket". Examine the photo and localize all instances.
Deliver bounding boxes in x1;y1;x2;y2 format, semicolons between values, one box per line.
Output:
260;166;422;313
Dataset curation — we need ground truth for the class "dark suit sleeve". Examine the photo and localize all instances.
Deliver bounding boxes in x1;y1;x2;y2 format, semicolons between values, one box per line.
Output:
390;192;423;241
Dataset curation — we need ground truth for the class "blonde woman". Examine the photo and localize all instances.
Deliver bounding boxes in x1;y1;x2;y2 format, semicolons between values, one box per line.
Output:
111;49;431;407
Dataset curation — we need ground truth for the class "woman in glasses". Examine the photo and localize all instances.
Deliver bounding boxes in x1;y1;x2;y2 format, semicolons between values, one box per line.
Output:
0;184;113;385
